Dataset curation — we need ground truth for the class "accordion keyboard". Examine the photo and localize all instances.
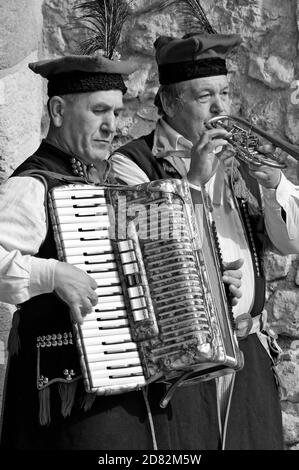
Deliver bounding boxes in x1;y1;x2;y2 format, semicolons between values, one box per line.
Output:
50;185;147;393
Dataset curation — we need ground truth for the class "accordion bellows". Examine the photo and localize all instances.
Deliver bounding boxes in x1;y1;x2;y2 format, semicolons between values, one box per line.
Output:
49;179;243;396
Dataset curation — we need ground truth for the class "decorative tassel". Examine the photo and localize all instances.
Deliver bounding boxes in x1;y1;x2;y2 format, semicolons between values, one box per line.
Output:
7;310;21;356
58;381;78;418
230;167;261;215
38;387;51;426
79;392;97;412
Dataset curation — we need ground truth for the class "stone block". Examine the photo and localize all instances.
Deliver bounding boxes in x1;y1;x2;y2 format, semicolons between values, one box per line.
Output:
0;303;13;332
126;14;181;56
276;360;299;402
282;403;299;446
249;54;294;89
125;61;153;99
0;51;43;178
264;253;293;281
285;100;299;145
0;0;42;69
270;290;299;337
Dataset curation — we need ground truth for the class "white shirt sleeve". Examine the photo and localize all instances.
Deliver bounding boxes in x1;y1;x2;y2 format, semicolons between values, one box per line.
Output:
0;176;58;304
110;153;150;185
262;173;299;254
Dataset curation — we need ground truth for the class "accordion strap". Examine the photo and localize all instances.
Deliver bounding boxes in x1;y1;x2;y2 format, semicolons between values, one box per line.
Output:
16;169;86;184
159;372;193;409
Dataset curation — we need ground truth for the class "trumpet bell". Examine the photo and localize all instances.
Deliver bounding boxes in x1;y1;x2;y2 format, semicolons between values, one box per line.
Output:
207;115;289;169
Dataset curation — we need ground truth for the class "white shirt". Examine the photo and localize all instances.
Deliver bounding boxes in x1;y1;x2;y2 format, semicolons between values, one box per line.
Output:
111;118;299;318
0;177;57;304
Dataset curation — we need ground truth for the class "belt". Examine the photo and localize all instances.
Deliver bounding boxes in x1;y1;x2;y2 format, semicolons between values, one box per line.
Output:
235;309;278;340
235;311;266;339
235;309;282;364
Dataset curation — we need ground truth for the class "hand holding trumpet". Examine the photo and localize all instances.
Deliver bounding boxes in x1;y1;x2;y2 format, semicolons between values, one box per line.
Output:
187;126;234;186
247;143;282;189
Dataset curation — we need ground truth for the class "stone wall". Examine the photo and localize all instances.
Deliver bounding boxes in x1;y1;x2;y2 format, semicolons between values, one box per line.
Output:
0;0;299;449
0;0;44;417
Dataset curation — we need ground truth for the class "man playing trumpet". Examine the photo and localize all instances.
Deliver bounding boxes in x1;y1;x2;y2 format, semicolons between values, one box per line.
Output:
110;32;299;449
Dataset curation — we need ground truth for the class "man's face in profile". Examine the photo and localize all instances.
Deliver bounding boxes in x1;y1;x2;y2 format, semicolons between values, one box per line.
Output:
59;89;124;164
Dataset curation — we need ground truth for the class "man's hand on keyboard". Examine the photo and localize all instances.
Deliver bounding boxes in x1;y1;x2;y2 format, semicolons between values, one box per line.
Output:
222;258;244;306
54;261;98;324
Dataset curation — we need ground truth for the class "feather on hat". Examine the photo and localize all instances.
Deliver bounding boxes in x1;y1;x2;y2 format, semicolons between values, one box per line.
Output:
29;0;137;96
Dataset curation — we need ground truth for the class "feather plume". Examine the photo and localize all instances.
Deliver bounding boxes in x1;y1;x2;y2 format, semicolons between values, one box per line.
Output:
131;0;178;17
133;0;216;34
75;0;131;58
180;0;216;34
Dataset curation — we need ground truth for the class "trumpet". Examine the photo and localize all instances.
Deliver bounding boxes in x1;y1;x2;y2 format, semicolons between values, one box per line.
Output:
206;115;299;169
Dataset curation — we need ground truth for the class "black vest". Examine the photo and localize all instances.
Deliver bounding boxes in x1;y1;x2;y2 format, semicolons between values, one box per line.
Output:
10;141;96;419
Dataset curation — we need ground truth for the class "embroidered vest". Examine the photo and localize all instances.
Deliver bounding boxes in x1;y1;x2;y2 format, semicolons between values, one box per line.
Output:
9;141;101;424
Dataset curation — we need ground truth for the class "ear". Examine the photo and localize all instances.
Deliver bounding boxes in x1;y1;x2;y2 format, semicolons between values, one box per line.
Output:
159;92;176;119
48;96;66;127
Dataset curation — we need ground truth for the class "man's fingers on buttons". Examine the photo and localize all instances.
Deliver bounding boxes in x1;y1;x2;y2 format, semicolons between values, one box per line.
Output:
81;299;94;316
89;290;98;306
90;296;98;306
71;305;83;325
90;278;98;290
227;278;241;289
229;285;242;298
224;269;242;279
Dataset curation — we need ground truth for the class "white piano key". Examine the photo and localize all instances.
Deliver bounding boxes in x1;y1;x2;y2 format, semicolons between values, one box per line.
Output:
90;376;146;388
53;198;106;208
74;261;118;272
87;311;127;321
85;351;140;364
64;253;115;264
62;238;112;249
80;326;132;338
81;342;138;354
57;215;110;225
58;229;110;241
52;186;105;198
89;273;120;284
97;295;125;304
80;336;135;347
58;223;109;232
94;300;125;310
82;318;129;330
95;286;122;295
89;365;143;376
55;206;108;217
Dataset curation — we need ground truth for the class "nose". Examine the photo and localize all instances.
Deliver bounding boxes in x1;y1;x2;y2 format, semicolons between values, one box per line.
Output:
101;111;117;134
210;94;226;115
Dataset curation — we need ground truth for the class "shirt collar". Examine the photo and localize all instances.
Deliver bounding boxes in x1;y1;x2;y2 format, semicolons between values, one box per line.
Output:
153;118;193;157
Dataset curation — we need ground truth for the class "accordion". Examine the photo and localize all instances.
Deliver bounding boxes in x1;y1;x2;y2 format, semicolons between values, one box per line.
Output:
49;178;243;400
